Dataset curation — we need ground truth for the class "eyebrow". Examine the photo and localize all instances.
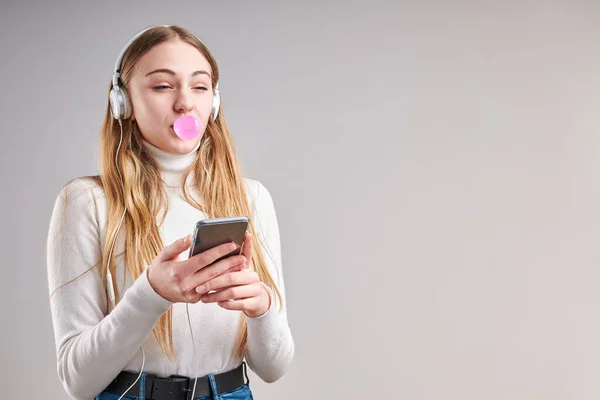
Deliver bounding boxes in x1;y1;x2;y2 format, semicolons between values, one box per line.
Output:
144;68;211;78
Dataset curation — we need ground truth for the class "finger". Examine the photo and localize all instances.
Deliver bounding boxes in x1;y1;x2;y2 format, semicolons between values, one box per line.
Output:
181;242;241;275
182;290;203;304
181;255;246;293
241;232;253;261
196;269;256;294
195;267;255;295
217;297;258;311
201;284;261;304
222;262;247;276
159;235;192;262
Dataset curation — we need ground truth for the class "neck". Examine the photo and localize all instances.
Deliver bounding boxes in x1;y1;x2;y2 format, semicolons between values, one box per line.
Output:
142;139;200;187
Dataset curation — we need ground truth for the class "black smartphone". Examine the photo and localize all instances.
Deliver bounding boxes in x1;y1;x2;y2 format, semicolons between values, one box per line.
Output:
188;216;249;265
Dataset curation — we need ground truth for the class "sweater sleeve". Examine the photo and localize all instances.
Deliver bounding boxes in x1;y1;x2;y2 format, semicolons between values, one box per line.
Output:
46;179;173;400
244;181;295;383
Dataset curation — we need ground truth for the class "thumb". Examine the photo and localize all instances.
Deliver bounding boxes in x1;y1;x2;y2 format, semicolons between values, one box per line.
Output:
159;235;192;262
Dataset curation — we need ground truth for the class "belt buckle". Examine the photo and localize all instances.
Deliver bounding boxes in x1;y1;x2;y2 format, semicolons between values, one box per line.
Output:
167;374;193;400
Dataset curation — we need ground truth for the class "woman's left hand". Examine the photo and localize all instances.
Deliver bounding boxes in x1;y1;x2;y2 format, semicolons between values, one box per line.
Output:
195;232;271;318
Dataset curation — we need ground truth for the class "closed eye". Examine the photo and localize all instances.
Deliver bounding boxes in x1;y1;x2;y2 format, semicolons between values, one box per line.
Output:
153;85;207;91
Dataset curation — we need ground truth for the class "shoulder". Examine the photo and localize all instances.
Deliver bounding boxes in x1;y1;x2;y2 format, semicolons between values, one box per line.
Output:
242;177;264;199
242;177;275;210
241;177;279;233
59;176;103;196
51;176;105;219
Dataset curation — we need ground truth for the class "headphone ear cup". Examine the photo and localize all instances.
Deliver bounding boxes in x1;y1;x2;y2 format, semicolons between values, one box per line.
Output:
109;85;132;120
211;88;220;121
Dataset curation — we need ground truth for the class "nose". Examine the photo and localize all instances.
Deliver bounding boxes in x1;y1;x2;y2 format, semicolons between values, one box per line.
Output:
173;89;193;113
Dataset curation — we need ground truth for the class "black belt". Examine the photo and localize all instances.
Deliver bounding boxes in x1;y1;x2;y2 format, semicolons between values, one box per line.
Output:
104;362;248;400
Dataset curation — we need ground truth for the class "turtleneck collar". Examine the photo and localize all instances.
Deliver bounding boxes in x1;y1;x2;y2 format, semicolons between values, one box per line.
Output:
142;139;200;187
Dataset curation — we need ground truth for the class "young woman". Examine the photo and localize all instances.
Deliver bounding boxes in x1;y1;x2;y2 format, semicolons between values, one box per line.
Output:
46;25;294;400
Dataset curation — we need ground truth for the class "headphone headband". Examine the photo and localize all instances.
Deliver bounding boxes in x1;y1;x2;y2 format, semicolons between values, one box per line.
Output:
112;25;173;87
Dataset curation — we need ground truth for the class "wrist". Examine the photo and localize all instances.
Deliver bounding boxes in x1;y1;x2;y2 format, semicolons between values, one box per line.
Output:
245;284;271;318
146;266;166;300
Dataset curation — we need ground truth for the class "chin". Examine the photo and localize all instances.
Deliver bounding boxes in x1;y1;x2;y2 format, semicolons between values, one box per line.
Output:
167;137;201;154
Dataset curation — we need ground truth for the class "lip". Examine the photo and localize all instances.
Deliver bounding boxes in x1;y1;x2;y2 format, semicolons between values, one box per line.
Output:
172;115;197;124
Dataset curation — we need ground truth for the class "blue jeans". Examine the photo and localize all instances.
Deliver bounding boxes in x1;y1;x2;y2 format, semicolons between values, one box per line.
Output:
94;368;253;400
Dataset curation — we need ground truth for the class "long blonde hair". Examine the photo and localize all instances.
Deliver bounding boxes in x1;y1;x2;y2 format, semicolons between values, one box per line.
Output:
62;25;282;362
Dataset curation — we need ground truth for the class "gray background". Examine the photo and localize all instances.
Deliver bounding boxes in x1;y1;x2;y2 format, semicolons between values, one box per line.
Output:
2;0;600;399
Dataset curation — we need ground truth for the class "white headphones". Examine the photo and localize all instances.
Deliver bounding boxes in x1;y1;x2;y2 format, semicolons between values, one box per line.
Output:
109;25;221;122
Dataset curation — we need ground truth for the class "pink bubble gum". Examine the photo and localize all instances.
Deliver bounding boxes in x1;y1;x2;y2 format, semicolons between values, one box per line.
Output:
173;115;201;140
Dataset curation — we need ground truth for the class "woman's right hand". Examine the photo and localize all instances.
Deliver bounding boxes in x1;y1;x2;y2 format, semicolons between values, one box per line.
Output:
146;235;247;303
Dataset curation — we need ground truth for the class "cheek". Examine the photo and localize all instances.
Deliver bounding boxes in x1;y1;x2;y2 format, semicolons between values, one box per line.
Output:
134;95;169;122
131;101;165;140
200;95;215;123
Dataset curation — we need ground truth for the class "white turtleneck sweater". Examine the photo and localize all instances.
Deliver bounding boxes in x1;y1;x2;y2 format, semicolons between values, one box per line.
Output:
46;140;294;400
